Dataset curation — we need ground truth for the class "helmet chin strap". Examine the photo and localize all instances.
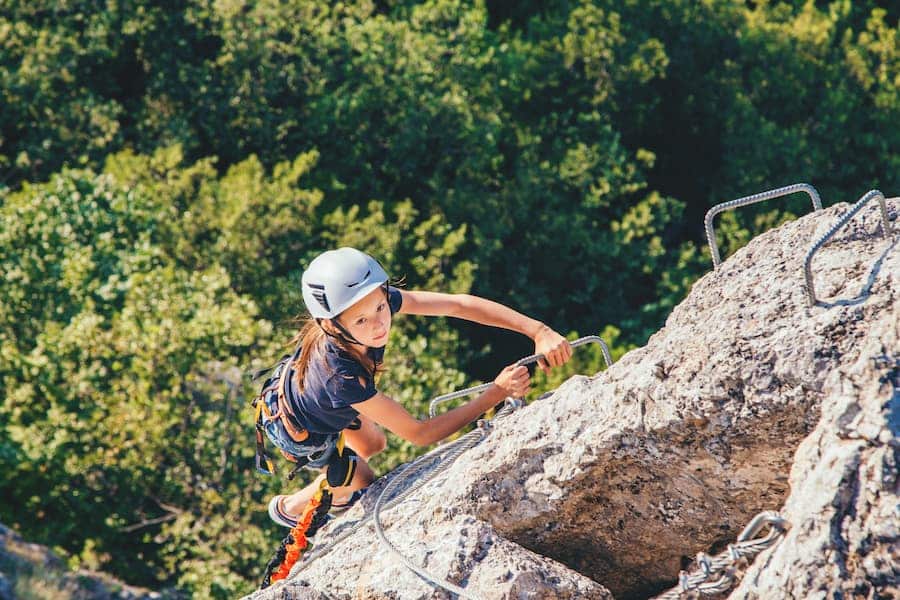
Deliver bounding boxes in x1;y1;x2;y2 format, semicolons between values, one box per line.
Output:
316;318;364;347
316;318;385;368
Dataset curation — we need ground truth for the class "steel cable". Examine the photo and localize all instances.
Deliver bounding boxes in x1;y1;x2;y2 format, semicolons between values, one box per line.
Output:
653;512;789;599
281;342;604;597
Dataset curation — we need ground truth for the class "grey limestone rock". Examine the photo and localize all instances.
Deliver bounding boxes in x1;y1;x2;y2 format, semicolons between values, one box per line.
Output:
249;196;898;600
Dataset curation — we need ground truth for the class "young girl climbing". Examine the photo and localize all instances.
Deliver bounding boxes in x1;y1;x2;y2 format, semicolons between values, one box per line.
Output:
262;247;572;528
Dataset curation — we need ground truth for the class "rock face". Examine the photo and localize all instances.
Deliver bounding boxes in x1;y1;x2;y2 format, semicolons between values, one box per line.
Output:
729;237;899;595
248;197;898;600
0;523;166;600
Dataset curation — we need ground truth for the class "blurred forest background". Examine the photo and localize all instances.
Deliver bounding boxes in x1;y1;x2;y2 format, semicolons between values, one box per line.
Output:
1;0;897;596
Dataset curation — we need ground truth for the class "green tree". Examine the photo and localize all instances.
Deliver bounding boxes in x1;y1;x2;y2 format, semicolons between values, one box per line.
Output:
2;1;898;593
0;145;480;595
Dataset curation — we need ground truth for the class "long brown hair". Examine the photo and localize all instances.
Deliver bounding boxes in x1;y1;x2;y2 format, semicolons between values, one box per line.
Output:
288;318;379;392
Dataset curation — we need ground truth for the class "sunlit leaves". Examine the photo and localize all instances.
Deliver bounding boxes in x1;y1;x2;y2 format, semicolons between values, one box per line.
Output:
1;0;897;595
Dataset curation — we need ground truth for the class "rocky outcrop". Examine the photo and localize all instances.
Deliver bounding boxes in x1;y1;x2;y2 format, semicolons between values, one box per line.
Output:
0;523;166;600
729;266;898;595
249;197;898;600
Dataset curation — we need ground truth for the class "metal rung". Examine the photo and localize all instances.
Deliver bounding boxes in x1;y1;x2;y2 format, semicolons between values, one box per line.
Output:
706;183;823;269
428;335;613;417
803;189;894;307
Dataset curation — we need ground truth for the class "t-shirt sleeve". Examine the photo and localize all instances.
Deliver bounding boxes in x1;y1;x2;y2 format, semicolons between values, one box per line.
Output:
387;286;403;315
326;367;377;406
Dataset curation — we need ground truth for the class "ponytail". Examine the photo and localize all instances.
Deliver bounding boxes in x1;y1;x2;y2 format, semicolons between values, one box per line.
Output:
289;318;381;392
289;320;325;393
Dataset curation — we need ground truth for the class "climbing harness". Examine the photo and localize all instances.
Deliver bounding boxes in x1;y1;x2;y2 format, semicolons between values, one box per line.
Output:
253;344;362;591
277;336;612;598
254;425;357;590
251;344;358;481
705;183;822;269
803;189;894;307
653;511;790;599
260;480;334;589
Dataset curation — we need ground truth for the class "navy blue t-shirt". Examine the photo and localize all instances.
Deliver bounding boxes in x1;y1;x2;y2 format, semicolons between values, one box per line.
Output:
288;287;402;434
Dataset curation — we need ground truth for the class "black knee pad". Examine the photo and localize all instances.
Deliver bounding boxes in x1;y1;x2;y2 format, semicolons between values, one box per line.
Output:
326;448;357;488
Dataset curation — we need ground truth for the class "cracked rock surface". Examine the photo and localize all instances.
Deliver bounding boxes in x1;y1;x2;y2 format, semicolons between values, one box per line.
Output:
247;197;898;600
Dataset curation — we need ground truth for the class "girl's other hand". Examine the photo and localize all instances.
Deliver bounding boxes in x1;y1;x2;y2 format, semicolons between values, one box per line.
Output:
533;325;573;374
493;364;531;398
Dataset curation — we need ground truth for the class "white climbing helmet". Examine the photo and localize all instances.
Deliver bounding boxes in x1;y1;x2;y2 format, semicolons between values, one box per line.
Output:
301;247;389;319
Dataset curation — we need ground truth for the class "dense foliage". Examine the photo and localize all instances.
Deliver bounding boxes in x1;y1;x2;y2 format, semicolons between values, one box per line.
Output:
1;1;896;596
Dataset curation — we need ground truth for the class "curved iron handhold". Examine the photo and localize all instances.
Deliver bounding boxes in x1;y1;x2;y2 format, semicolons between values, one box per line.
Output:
706;183;823;269
804;189;894;307
428;335;613;418
653;511;790;600
737;510;789;541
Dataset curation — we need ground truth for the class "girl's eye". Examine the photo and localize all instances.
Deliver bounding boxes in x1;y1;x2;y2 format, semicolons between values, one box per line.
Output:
376;302;386;312
356;318;366;326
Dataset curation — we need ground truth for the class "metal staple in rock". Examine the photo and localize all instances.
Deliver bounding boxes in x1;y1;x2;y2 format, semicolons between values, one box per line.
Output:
284;337;609;598
369;337;612;598
803;189;894;307
429;335;613;418
653;511;790;600
705;183;823;269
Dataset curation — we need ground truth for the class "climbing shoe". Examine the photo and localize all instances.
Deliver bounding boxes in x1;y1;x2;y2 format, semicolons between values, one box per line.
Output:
267;495;298;529
330;487;367;516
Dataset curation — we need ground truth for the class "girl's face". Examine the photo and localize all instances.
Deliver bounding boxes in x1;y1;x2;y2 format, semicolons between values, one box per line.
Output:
335;287;392;348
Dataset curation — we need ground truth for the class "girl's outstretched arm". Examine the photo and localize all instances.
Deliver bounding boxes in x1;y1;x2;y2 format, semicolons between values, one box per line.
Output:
354;363;530;447
398;290;572;372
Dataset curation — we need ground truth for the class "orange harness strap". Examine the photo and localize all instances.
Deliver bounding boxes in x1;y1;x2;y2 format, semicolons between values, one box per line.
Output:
261;480;333;589
276;359;309;443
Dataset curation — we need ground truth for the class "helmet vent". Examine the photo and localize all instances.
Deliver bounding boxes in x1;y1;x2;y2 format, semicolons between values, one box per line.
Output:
346;269;371;287
307;283;330;312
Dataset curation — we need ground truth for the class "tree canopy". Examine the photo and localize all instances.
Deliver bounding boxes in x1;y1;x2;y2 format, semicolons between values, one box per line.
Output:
1;1;896;596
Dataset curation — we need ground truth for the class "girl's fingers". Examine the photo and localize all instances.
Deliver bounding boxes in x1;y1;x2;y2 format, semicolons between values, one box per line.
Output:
495;364;532;397
549;349;561;367
555;341;573;365
541;343;570;368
